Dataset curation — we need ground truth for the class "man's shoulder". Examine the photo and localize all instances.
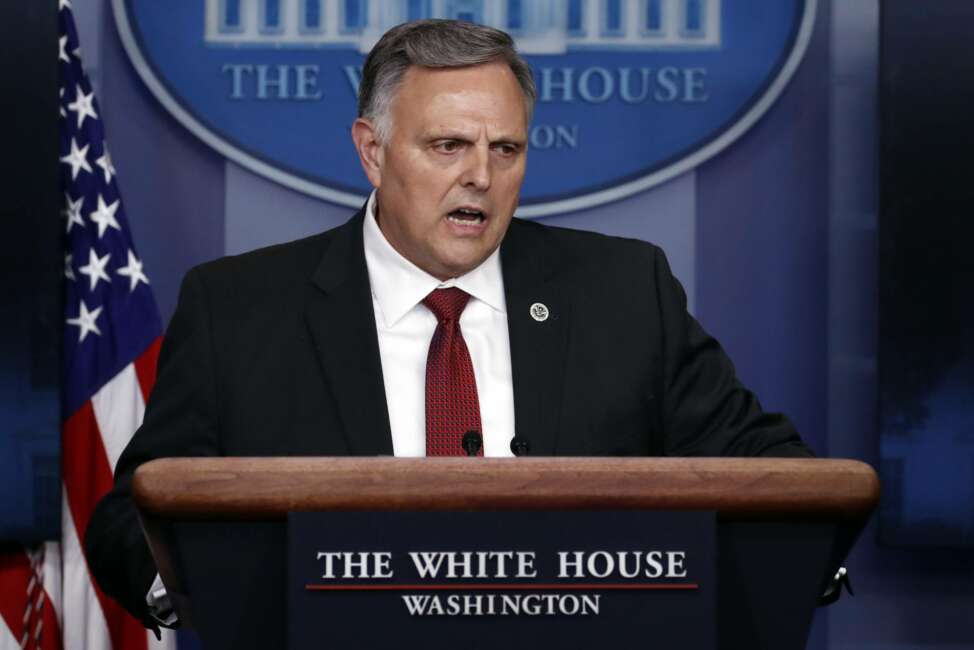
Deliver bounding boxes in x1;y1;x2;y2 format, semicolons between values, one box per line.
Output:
507;217;662;272
185;215;357;294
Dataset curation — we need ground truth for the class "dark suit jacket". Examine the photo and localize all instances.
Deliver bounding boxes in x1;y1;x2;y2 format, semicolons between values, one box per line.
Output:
86;209;810;625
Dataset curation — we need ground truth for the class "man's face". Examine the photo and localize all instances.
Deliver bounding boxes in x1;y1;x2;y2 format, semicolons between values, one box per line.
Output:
354;62;529;280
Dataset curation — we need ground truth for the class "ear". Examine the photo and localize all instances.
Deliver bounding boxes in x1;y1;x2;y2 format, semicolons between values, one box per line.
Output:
351;118;383;188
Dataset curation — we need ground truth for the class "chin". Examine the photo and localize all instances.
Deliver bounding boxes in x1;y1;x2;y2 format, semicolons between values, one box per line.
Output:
436;247;489;271
433;257;479;278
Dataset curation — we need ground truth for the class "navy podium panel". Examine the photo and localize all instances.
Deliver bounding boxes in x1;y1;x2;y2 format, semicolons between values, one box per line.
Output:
288;511;716;650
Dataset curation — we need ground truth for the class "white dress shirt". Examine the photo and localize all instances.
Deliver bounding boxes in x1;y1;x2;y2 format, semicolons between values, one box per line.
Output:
362;192;516;457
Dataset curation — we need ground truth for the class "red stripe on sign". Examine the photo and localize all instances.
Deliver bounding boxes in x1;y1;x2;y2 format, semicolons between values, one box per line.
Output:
62;403;148;650
133;337;162;402
305;583;700;591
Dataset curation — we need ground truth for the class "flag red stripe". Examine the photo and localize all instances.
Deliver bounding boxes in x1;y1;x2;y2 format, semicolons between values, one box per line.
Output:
133;337;162;402
62;404;113;540
0;552;30;645
0;552;62;650
39;583;63;650
62;403;148;650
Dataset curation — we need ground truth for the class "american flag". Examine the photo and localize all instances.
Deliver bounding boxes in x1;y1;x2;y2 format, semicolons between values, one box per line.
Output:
0;3;174;649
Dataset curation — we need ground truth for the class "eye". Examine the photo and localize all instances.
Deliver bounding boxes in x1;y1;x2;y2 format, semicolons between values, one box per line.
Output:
433;140;462;154
493;143;520;157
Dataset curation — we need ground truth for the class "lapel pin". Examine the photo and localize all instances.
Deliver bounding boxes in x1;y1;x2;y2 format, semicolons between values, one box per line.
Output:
529;302;549;322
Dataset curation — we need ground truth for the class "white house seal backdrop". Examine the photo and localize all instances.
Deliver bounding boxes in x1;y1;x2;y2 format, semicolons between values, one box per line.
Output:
113;0;815;216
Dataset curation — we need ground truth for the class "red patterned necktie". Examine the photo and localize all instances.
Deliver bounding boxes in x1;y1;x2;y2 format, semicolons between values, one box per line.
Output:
423;287;483;456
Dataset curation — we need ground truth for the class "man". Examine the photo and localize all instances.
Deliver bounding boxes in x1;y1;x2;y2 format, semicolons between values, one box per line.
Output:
86;19;810;629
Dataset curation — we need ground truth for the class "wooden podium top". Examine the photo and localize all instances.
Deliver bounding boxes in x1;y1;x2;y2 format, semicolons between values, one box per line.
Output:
133;457;879;521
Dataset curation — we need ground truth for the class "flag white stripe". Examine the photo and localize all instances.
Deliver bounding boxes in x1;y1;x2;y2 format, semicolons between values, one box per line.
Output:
91;361;176;649
41;542;63;634
92;362;174;650
90;364;146;473
60;487;111;650
0;613;18;650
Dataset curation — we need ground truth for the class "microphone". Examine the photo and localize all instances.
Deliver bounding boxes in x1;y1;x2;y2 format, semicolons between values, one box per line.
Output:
509;436;531;457
461;430;482;457
818;567;853;606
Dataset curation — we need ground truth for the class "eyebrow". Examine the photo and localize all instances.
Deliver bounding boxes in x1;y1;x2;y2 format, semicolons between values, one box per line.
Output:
422;130;526;145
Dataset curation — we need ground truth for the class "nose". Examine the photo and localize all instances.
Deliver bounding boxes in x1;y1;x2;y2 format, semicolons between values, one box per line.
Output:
460;144;491;192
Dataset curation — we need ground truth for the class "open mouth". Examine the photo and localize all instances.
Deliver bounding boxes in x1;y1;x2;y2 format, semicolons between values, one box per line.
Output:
447;207;486;225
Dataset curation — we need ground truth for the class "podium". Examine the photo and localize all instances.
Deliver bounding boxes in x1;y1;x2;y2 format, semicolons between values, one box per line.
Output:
134;457;878;649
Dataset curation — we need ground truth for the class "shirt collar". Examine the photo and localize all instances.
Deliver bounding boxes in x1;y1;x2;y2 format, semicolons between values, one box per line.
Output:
362;191;507;328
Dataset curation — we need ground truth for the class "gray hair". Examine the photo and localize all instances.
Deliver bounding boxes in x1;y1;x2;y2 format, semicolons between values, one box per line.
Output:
358;19;536;142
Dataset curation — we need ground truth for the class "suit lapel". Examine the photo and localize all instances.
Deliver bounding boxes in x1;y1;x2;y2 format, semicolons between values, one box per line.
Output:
501;220;571;456
305;210;394;455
